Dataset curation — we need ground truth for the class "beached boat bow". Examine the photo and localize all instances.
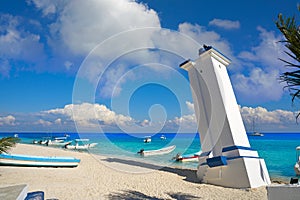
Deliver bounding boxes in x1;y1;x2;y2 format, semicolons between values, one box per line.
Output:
0;153;80;167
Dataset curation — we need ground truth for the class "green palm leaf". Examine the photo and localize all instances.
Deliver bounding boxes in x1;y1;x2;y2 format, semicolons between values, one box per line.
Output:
0;137;20;154
276;5;300;119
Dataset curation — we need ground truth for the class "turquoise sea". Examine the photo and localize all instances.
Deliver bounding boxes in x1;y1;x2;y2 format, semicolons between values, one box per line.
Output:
1;132;300;182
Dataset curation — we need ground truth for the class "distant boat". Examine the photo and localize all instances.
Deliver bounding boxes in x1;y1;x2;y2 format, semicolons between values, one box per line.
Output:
0;153;80;167
65;139;98;150
13;133;18;138
45;136;72;147
174;151;201;162
137;145;176;156
294;146;300;175
35;137;51;145
249;131;264;137
249;118;264;136
160;135;166;140
143;136;151;143
32;140;38;144
34;136;71;146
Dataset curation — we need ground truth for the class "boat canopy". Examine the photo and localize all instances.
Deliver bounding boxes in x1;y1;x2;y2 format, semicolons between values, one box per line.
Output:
54;137;67;140
75;139;90;142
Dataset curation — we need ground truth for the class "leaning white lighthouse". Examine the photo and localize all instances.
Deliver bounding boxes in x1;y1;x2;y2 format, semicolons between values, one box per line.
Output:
180;46;270;188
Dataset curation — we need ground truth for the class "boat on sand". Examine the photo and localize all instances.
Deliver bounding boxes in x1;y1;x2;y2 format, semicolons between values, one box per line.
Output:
0;153;80;167
137;145;176;156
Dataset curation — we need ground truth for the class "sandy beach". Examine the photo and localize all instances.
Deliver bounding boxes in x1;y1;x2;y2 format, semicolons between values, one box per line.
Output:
0;144;267;199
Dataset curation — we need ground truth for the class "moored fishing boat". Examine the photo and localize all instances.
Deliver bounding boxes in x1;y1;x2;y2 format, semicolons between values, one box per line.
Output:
38;137;51;145
52;137;68;143
46;140;72;147
160;135;166;140
249;118;264;136
174;151;201;162
249;131;264;137
64;139;98;150
0;153;80;167
137;145;176;156
143;136;151;143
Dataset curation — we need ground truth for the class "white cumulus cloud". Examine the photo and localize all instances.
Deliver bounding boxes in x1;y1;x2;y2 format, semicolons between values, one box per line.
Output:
34;119;52;126
240;106;296;125
0;115;16;126
232;26;289;103
0;14;45;77
180;102;298;132
45;102;134;128
45;0;161;56
29;0;237;100
238;26;288;70
232;68;283;103
209;19;240;30
186;101;195;113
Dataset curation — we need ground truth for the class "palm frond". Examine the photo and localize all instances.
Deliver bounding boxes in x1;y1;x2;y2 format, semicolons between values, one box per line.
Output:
276;7;300;119
0;137;20;154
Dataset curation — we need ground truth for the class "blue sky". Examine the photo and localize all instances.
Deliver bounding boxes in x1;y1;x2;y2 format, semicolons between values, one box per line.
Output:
0;0;299;133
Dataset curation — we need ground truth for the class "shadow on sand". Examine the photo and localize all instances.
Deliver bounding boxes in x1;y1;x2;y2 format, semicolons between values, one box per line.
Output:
103;157;202;199
102;157;200;183
107;190;200;200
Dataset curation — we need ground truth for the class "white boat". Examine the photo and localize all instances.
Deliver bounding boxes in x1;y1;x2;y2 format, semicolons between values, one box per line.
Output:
34;137;51;145
294;146;300;175
52;136;68;143
46;140;72;147
0;153;80;167
32;137;49;144
137;145;176;156
174;151;202;162
39;139;48;145
143;136;151;143
249;118;263;136
32;140;39;144
160;135;166;140
249;131;264;136
65;139;98;150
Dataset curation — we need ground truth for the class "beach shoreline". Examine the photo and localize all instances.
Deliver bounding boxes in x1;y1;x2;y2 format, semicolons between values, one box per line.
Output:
0;143;268;199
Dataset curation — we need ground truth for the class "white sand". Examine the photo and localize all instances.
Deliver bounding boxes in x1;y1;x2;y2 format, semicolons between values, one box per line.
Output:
0;144;267;199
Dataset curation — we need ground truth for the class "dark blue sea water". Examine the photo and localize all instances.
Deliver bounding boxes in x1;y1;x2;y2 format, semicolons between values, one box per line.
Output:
1;132;300;181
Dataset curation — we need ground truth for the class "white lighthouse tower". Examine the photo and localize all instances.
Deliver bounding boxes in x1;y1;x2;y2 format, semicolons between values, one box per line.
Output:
180;46;270;188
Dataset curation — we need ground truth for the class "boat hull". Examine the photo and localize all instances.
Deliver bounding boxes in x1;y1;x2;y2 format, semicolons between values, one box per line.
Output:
140;145;176;156
47;141;72;147
0;154;80;167
65;143;98;150
177;155;199;162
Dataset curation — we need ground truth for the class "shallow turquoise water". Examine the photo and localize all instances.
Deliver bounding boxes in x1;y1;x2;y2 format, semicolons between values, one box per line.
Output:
1;132;300;181
249;133;300;180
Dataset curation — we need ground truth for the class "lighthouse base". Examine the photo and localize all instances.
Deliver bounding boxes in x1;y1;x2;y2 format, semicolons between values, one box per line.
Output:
197;156;271;188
